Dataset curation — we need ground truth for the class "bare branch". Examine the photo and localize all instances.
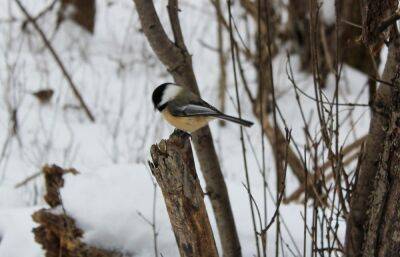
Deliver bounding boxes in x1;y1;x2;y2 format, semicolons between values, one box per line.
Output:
167;0;187;50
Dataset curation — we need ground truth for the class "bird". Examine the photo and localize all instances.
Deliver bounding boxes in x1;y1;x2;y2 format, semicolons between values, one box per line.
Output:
152;83;253;133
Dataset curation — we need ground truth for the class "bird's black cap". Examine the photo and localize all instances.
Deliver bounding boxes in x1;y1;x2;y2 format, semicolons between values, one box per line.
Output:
152;83;173;111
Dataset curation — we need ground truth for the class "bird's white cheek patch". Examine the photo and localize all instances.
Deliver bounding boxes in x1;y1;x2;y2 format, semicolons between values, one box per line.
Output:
158;85;182;107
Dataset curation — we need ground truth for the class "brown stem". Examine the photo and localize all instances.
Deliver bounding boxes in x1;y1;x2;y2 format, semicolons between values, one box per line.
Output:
213;0;228;124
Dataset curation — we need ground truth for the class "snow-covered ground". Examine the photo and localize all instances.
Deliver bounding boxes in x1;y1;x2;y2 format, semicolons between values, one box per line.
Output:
0;0;376;256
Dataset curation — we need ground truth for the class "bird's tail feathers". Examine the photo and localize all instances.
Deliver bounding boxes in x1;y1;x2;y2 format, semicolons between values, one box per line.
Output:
217;114;253;127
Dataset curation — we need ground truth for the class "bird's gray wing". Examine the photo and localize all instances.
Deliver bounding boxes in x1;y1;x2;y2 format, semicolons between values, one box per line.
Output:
169;103;221;117
169;101;254;127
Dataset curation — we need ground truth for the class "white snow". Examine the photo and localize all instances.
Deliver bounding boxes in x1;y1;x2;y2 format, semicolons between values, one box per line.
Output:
60;164;178;256
0;207;43;256
321;0;336;25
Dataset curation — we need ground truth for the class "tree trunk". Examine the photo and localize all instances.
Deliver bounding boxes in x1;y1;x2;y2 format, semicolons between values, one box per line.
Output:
149;131;219;257
132;1;242;256
345;1;399;256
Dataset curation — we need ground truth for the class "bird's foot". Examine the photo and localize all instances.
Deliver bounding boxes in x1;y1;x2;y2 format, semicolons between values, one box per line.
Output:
173;129;191;138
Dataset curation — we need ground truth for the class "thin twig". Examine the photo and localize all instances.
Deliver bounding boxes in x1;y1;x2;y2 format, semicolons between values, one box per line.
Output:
227;0;261;256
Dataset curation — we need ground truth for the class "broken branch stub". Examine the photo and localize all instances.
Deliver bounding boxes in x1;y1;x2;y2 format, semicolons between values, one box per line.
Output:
42;164;78;207
149;131;219;257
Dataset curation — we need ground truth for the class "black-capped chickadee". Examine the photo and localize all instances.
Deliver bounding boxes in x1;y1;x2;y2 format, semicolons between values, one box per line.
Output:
152;83;253;133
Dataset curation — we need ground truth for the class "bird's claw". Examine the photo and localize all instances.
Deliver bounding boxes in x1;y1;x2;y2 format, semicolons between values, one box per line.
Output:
173;129;191;138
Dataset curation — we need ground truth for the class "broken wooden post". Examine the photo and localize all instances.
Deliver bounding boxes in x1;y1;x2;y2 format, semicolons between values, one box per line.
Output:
149;130;219;257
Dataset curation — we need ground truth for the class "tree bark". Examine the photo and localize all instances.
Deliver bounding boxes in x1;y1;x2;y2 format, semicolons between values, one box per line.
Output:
345;2;399;256
346;38;400;257
132;1;241;256
361;0;397;48
149;131;219;257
